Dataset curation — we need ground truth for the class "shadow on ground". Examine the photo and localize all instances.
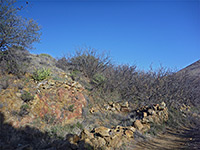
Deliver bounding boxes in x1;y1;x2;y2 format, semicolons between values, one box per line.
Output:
0;112;93;150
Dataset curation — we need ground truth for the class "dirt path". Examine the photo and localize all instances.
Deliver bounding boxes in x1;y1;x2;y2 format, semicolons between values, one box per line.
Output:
133;126;200;150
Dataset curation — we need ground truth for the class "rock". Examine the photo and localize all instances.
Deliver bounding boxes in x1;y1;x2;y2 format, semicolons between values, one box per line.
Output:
147;116;154;123
143;112;147;117
108;101;114;105
76;83;82;89
104;104;112;111
127;126;136;132
66;134;80;144
114;103;121;111
90;107;96;113
80;129;94;140
115;125;124;133
16;92;22;97
121;107;130;113
134;120;143;130
159;101;166;110
125;129;134;138
153;104;159;110
141;124;150;133
120;101;129;107
148;109;156;115
111;107;116;111
95;126;111;137
48;80;55;86
84;138;93;146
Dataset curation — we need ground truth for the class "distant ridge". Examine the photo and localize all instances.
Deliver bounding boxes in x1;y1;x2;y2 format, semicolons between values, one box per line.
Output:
178;59;200;77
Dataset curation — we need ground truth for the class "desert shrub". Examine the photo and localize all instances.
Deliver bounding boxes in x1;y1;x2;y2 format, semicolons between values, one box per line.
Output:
91;73;106;86
0;46;30;77
39;53;52;58
57;48;111;79
47;122;83;139
91;62;198;113
19;104;30;117
69;70;82;81
44;114;56;125
56;56;69;71
32;68;51;81
146;122;166;136
21;90;34;102
68;104;74;112
103;65;137;98
89;64;137;103
0;76;9;89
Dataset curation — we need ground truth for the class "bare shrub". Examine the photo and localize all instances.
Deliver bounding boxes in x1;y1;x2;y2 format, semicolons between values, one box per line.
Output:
56;56;69;71
0;46;30;77
57;47;111;79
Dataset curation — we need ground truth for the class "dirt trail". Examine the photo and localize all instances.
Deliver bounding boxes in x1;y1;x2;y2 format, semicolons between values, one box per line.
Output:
134;126;200;150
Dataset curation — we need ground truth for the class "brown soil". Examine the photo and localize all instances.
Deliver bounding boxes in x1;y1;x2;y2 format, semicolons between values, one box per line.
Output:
133;126;200;150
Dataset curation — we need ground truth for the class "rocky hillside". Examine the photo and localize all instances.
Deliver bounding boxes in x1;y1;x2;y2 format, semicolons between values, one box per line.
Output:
0;49;200;150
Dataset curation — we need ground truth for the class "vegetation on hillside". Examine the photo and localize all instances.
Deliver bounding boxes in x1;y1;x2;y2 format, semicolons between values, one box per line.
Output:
0;1;200;149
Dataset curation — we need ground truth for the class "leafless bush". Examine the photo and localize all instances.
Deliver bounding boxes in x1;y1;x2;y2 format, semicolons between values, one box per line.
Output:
57;48;111;79
98;64;137;98
0;46;30;77
92;63;199;110
72;48;110;78
56;56;69;71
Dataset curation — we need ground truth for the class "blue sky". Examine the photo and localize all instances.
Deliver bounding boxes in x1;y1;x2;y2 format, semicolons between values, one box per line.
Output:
17;0;200;70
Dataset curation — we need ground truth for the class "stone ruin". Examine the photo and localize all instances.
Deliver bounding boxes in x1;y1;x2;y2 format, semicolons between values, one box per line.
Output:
68;101;168;149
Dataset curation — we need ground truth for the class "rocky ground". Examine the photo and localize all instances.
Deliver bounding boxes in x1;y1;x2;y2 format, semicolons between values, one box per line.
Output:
1;53;200;150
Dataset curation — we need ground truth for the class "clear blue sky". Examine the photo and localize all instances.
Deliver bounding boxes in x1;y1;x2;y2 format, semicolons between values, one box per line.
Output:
17;0;200;70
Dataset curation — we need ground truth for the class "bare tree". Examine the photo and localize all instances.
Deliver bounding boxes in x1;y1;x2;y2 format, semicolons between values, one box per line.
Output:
0;0;41;51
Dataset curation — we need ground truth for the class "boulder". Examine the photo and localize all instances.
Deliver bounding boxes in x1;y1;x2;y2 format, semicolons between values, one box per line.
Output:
125;129;134;138
95;126;111;137
80;129;94;140
127;126;136;132
134;120;143;131
143;112;147;117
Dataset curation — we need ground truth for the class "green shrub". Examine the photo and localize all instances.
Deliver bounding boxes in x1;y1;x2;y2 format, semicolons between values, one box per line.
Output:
44;114;56;125
47;122;83;139
21;90;34;102
39;53;52;58
32;68;51;81
68;104;74;112
92;73;106;85
69;70;81;80
19;104;31;116
20;104;30;110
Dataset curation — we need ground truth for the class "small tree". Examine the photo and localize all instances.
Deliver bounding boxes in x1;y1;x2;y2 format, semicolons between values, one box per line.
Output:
0;0;41;51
